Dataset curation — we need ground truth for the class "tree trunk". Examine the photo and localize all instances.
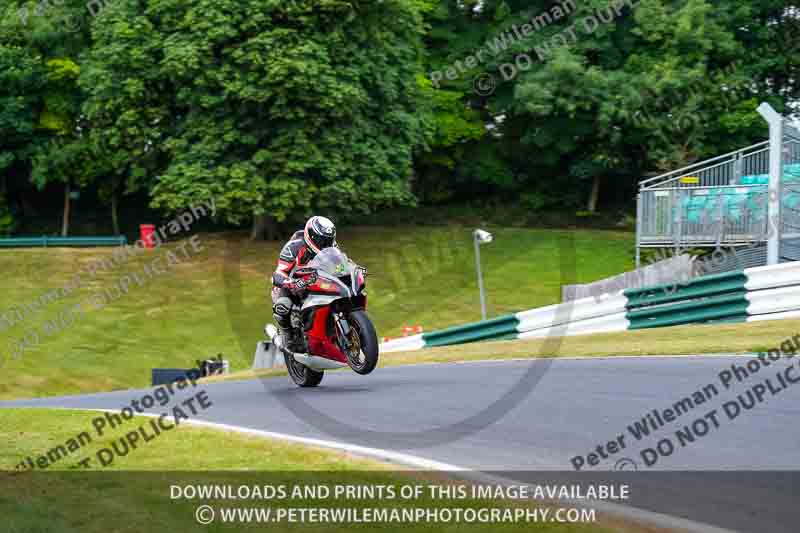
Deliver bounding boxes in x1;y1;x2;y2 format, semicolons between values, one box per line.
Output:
251;213;278;241
111;187;120;235
266;215;278;240
587;176;601;213
250;213;267;241
61;183;71;237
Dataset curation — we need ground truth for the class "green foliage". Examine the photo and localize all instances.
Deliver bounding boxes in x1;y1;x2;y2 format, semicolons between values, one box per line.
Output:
0;0;797;227
0;43;46;173
0;194;15;235
417;0;796;209
38;58;80;136
519;192;547;211
417;74;486;150
0;0;93;225
80;0;426;225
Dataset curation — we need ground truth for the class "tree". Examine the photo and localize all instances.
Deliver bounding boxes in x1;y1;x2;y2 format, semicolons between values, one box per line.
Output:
450;0;775;211
81;0;428;236
0;41;44;231
30;57;87;236
412;0;515;205
0;0;95;234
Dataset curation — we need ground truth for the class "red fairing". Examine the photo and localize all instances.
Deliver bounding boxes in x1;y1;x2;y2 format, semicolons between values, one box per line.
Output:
307;280;342;294
306;306;347;363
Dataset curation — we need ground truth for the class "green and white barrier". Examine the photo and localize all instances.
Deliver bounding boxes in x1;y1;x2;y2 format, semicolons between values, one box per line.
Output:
380;315;519;353
380;334;426;352
523;261;800;338
515;294;629;339
380;261;800;353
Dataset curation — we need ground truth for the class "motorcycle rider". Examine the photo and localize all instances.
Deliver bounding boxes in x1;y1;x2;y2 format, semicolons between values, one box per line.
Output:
271;216;337;349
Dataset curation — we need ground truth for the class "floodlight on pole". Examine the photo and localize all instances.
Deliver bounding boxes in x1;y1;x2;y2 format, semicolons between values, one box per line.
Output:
473;229;493;320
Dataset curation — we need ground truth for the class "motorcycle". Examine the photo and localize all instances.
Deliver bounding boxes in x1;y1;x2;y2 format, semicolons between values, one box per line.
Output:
264;247;379;387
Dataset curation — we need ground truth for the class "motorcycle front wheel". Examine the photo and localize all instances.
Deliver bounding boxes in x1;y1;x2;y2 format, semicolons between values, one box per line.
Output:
344;310;379;375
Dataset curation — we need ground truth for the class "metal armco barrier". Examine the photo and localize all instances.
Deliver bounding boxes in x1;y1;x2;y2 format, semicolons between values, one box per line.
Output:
623;270;750;329
381;261;800;353
624;270;747;309
626;292;750;329
422;314;519;347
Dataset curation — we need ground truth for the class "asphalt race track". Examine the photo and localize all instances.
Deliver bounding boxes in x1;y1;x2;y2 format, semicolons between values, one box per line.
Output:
3;356;800;532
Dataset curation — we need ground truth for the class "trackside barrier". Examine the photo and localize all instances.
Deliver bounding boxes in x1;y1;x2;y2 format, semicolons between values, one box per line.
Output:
624;270;747;310
516;294;627;332
380;334;426;353
518;311;630;340
0;236;127;248
624;261;800;330
422;314;519;347
623;270;749;329
627;293;749;329
380;315;520;354
379;261;800;353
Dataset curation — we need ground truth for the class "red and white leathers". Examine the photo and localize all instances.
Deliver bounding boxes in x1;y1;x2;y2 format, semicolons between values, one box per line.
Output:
272;230;315;294
270;217;338;343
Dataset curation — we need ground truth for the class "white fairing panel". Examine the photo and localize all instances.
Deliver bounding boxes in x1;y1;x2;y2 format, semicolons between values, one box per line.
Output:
302;294;341;311
293;353;348;370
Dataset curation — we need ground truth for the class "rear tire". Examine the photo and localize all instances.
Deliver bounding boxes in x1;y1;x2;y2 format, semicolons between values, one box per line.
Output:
346;310;379;375
284;350;324;388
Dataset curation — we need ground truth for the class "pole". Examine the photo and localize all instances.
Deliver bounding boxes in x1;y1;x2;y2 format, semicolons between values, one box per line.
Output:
474;234;487;320
635;193;642;268
757;103;783;265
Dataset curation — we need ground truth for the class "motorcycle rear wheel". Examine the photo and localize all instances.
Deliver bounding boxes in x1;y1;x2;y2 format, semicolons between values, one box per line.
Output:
345;310;379;375
285;350;324;388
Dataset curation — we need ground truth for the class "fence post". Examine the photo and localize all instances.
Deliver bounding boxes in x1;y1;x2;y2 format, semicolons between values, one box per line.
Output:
757;103;784;265
635;193;642;268
733;153;742;185
674;189;683;257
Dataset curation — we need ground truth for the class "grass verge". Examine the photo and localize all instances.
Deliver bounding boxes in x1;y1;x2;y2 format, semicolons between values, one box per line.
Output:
0;408;386;471
0;227;633;399
0;408;646;533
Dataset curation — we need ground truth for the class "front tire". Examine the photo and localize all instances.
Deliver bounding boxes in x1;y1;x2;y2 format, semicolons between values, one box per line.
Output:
345;310;379;375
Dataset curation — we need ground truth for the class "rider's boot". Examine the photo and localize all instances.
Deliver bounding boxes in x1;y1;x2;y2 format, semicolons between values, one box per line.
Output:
287;309;306;353
273;300;297;351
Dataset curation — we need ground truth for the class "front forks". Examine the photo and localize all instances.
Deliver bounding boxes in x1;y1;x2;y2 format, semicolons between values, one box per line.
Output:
334;314;354;354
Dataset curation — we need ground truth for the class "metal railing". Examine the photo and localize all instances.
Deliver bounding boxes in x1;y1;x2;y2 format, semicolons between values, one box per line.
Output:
637;141;773;257
638;186;770;244
0;236;127;248
639;141;770;191
780;125;800;260
636;106;800;268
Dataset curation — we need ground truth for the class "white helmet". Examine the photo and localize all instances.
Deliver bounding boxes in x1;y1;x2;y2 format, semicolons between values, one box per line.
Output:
303;216;336;254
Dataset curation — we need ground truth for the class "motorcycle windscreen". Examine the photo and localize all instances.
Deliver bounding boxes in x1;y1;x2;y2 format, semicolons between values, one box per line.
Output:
307;247;354;276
